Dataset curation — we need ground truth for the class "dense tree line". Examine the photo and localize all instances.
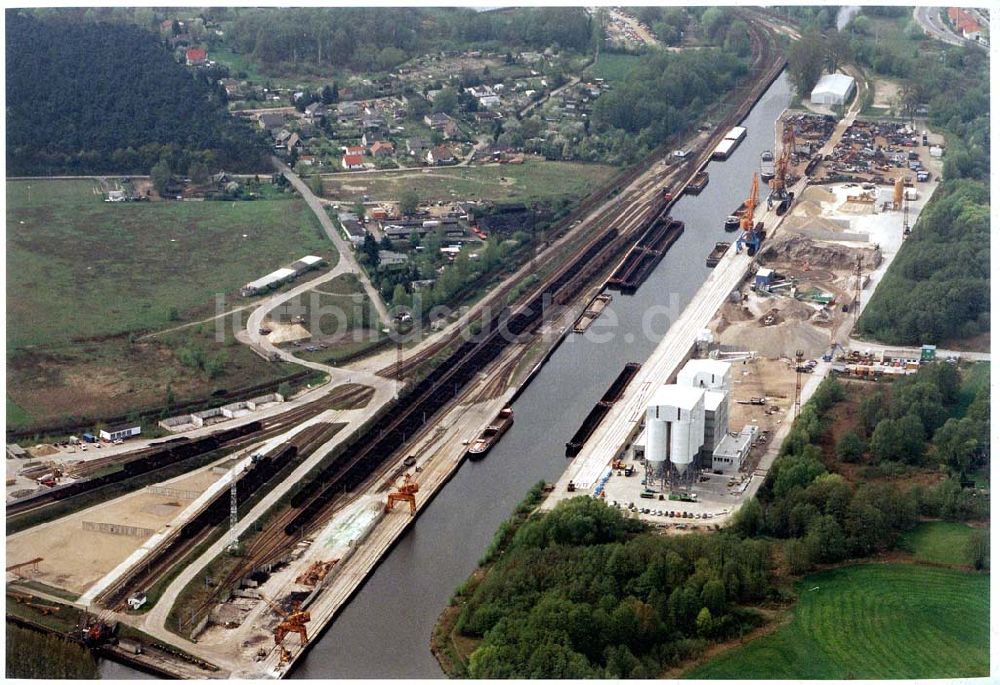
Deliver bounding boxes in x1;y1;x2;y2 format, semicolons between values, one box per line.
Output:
456;497;772;678
226;7;597;74
858;180;989;344
732;369;989;573
6;12;266;175
6;624;98;679
579;48;747;165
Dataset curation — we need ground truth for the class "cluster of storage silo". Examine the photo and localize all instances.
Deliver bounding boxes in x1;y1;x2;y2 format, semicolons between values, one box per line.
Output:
642;359;732;489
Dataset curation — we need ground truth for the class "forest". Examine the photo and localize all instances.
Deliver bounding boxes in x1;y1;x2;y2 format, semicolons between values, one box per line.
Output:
5;624;98;679
454;495;772;678
6;12;266;175
447;365;989;677
225;7;597;74
732;369;989;573
858;180;989;344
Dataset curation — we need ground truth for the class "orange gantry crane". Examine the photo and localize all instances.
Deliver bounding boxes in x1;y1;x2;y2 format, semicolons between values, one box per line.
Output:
385;473;420;515
735;173;765;256
768;121;796;213
261;594;311;663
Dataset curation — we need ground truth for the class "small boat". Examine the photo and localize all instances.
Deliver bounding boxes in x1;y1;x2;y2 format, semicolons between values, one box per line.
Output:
760;150;775;181
467;408;513;459
724;215;741;231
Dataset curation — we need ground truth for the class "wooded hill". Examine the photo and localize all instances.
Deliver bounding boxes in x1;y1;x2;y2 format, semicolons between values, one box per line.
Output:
6;11;266;175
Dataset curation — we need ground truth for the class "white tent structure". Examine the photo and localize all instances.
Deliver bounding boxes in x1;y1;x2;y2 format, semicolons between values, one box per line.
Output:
811;73;856;106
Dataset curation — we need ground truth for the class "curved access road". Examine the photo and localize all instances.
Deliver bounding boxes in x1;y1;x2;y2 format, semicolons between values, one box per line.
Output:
272;157;390;328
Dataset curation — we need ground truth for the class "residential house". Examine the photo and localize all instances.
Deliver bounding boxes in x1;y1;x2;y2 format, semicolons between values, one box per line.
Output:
361;130;384;146
478;95;501;109
426;145;456;166
466;84;494;99
443;120;464;141
342;154;365;170
344;145;365;157
370;141;395;158
169;33;192;49
424;112;452;130
361;116;384;131
259;113;285;131
475;111;501;123
285;133;301;153
304;102;328;120
338;212;367;246
298;155;317;166
406;138;430;157
378;250;408;268
338;102;361;123
185;47;208;66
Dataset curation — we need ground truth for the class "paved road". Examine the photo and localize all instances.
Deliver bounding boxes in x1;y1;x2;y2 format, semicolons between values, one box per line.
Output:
847;338;991;362
272;157;390;328
913;6;985;49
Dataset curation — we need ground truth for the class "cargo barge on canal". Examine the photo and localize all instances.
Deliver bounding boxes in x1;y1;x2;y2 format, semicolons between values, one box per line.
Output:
565;363;641;457
706;242;731;267
606;218;685;293
467;408;513;460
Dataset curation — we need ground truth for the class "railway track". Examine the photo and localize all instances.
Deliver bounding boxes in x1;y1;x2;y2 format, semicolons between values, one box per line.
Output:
97;420;346;610
104;11;790;630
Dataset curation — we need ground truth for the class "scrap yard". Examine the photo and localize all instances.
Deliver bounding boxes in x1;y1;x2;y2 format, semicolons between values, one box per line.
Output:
6;11;950;680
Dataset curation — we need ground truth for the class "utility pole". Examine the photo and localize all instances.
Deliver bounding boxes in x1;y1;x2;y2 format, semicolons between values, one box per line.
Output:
793;350;805;419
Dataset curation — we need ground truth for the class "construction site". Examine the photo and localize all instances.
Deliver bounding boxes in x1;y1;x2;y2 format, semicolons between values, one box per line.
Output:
4;21;948;677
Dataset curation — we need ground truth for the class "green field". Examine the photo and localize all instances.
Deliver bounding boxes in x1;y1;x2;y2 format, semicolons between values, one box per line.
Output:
686;564;989;679
323;160;617;205
7;180;334;349
585;52;643;81
6;179;335;430
897;522;978;565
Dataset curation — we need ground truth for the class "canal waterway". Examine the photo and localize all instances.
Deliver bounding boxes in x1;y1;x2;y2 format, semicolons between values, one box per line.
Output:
289;71;793;679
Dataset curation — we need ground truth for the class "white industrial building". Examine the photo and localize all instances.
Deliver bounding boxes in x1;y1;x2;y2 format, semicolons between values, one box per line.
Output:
811;73;856;106
99;424;141;442
711;426;757;474
241;267;296;297
644;384;705;482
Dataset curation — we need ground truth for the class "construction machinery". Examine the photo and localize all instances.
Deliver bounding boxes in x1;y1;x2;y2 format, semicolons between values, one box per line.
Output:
385;473;419;515
735;173;765;256
823;341;848;363
261;594;311;663
767;122;796;214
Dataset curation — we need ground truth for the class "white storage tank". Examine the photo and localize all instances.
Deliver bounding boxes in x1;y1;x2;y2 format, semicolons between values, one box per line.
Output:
644;414;668;464
647;385;705;474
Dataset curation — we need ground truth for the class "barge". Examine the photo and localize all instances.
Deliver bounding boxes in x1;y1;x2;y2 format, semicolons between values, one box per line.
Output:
685;171;709;195
467;408;513;460
706;242;730;267
606;218;685;293
712;126;747;160
565;363;641;457
573;293;613;334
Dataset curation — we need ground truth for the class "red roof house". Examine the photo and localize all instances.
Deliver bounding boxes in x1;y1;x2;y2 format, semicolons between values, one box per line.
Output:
185;47;208;66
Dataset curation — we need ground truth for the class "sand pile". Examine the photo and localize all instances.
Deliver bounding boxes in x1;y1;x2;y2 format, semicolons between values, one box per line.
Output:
760;235;882;270
720;319;829;360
